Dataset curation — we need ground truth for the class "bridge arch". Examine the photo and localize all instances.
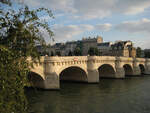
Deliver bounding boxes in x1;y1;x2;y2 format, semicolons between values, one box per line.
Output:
139;64;145;74
98;64;116;78
27;72;45;88
123;64;133;76
59;66;88;82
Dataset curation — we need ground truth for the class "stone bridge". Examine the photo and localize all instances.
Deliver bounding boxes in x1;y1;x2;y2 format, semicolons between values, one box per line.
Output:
28;56;150;89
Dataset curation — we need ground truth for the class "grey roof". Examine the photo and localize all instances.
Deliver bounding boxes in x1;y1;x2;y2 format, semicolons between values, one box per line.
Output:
111;41;131;48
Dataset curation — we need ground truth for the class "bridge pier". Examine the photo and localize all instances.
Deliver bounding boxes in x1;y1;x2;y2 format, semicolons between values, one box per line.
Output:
44;57;60;89
87;70;99;83
145;59;150;74
87;56;99;83
44;73;59;89
132;59;141;76
132;66;141;75
115;67;125;78
115;57;125;78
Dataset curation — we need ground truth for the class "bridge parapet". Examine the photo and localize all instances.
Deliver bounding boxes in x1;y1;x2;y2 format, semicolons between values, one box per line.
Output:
146;59;150;63
45;56;87;65
93;56;116;62
45;56;87;67
135;58;146;62
46;56;87;60
119;57;133;62
134;58;146;67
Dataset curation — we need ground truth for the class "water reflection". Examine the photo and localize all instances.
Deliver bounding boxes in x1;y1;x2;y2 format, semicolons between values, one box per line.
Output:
26;75;150;113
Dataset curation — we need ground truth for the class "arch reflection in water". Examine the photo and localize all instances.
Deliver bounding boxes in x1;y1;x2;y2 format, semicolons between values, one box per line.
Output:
98;64;116;78
139;64;145;74
28;72;45;88
123;64;133;76
59;66;88;83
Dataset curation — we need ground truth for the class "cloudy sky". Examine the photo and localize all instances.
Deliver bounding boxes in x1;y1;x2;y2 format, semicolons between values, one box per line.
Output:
23;0;150;49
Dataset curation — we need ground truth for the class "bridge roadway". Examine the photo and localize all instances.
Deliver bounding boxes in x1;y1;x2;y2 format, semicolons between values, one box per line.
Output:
28;56;150;89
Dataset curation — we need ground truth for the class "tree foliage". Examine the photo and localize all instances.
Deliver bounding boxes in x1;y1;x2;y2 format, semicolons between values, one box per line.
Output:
56;51;61;56
88;47;99;56
68;50;73;56
144;50;150;58
136;47;142;58
0;1;53;113
74;47;82;56
0;46;28;113
51;51;54;56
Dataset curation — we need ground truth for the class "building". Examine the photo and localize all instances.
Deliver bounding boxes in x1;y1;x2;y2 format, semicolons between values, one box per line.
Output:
37;36;137;57
110;41;136;57
82;36;103;55
65;41;79;56
52;36;103;56
52;43;65;56
97;42;113;56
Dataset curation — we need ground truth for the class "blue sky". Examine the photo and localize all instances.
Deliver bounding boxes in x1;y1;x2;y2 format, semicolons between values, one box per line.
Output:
21;0;150;49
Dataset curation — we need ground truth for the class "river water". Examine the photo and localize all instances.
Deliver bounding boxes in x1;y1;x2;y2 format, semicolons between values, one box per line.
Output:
26;75;150;113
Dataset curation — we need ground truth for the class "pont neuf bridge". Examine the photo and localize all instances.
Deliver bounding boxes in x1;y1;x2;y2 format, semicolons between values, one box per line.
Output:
28;56;150;89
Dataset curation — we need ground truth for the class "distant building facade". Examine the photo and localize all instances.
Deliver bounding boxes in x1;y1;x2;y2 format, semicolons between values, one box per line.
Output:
110;41;136;57
96;40;136;57
50;36;103;56
37;36;137;57
81;36;103;55
97;42;113;56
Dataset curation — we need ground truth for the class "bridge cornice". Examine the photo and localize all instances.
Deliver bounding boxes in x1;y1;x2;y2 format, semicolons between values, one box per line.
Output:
146;59;150;62
134;58;146;63
28;56;150;64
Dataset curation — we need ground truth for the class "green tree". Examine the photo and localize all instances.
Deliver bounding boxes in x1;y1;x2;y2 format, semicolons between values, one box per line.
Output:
74;47;82;56
0;1;53;113
136;47;142;58
144;50;150;58
68;50;73;56
76;41;83;54
88;47;99;56
0;46;28;113
56;51;61;56
51;51;54;56
43;50;50;56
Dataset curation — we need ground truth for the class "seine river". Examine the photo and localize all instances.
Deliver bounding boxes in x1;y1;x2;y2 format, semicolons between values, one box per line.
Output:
26;75;150;113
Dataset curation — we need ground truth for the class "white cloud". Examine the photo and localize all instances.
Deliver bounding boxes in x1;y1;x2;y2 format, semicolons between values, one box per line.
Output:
73;0;115;19
113;0;150;15
23;0;76;13
115;18;150;34
51;23;112;42
80;24;94;31
96;23;112;31
52;24;90;42
144;41;150;49
133;38;150;49
35;22;111;43
74;0;150;19
23;0;150;20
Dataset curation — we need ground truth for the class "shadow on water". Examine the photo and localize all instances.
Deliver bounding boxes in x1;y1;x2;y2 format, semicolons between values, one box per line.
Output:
26;75;150;113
